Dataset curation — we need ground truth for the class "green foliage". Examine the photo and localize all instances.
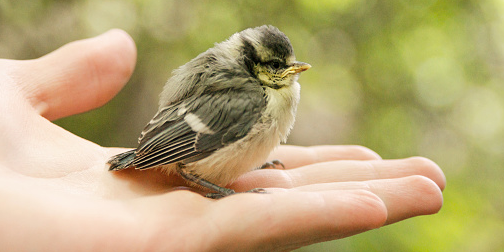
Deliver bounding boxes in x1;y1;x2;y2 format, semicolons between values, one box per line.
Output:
2;0;503;250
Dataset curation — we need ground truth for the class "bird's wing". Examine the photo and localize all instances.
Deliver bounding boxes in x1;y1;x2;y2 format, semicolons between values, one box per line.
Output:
132;87;266;169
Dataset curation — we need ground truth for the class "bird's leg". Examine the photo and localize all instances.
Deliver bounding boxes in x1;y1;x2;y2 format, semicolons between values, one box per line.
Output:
176;163;236;198
259;159;285;169
176;163;268;199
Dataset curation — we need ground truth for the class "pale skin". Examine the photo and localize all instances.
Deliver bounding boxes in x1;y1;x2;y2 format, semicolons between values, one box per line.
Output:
0;29;445;252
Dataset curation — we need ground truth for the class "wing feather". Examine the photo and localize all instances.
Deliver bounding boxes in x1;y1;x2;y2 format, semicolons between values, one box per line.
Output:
135;143;197;169
131;84;266;170
133;133;196;164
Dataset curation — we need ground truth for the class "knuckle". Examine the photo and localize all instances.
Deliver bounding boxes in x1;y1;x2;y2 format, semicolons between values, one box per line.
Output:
347;189;387;228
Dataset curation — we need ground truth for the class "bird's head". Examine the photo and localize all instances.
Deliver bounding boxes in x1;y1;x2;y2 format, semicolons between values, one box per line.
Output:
237;25;311;89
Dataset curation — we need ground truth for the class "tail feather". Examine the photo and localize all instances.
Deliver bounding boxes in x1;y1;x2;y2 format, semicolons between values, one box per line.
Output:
107;150;136;171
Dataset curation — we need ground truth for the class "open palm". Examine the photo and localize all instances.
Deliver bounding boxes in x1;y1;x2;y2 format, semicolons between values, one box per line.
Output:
0;30;445;252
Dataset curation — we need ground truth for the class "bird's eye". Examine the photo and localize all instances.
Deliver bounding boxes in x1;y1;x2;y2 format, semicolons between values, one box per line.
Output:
269;60;281;69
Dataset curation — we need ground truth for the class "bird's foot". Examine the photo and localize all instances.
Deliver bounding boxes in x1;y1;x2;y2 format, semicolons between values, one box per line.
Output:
259;159;285;169
205;188;267;199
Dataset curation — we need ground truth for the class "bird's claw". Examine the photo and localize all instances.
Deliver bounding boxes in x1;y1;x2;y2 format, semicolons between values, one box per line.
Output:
260;159;285;169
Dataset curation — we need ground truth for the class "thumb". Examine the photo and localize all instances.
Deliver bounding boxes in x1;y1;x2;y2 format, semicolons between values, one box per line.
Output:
15;29;137;121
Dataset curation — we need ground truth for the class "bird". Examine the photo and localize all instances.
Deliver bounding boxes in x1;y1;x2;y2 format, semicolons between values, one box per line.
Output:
107;25;310;198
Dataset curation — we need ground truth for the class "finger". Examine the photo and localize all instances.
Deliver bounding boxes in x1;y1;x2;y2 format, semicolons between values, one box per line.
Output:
289;175;443;225
206;190;387;251
233;157;446;192
269;145;382;169
13;29;137;120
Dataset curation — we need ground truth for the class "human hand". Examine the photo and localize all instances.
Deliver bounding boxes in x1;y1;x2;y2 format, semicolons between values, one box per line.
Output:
0;30;445;252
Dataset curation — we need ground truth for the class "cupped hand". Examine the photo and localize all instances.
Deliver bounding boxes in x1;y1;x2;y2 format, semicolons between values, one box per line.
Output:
0;30;445;252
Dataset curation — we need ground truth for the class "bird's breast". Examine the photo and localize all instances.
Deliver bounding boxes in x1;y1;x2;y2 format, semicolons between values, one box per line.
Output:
181;81;300;186
262;81;301;142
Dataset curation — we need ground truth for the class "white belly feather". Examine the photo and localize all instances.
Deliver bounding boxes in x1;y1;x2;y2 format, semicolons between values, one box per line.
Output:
162;81;300;186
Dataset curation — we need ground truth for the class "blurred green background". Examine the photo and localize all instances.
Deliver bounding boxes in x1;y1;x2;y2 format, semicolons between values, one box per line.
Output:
2;0;504;251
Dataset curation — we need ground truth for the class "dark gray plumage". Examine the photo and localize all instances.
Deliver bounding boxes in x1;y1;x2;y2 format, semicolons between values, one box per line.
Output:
107;25;310;198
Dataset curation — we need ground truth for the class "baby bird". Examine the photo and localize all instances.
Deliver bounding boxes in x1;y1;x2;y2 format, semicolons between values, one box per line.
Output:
108;25;310;198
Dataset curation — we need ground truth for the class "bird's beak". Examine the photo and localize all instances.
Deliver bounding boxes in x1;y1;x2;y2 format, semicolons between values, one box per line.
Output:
281;62;311;78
